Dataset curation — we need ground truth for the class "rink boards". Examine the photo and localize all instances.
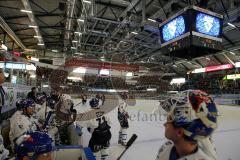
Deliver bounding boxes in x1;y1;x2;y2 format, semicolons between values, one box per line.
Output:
55;145;95;160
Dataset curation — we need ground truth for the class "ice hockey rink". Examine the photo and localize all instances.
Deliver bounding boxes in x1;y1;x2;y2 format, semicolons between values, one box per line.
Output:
73;98;240;160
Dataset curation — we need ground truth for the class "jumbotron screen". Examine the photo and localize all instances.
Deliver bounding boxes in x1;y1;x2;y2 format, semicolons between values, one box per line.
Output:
159;6;223;58
195;13;221;37
162;16;186;42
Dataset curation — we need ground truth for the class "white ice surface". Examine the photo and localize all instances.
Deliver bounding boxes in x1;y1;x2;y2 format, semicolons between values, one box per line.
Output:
73;99;240;160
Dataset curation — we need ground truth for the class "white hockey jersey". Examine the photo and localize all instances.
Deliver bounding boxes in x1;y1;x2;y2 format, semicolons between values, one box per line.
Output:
118;101;128;114
9;111;37;146
198;138;217;160
35;106;52;123
155;141;216;160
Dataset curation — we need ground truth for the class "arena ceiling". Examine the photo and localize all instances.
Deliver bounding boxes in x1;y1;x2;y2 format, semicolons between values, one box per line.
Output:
0;0;240;75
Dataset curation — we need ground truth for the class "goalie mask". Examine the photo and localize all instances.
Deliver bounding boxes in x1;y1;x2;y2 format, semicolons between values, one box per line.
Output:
160;90;218;140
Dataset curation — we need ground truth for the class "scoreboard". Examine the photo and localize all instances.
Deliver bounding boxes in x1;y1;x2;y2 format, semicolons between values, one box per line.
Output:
159;6;223;59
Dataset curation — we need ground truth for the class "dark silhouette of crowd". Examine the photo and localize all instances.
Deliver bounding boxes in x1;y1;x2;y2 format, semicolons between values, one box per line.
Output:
179;71;240;94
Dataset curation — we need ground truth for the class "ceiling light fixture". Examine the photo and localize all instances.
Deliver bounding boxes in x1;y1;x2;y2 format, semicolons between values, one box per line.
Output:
73;67;86;73
30;74;36;78
83;0;91;4
75;52;83;55
147;18;156;22
20;9;32;13
33;35;41;38
230;51;236;55
31;57;39;61
29;25;38;28
72;40;78;43
131;31;138;35
77;18;84;23
100;55;105;61
227;22;237;28
74;32;82;35
52;49;58;53
37;43;44;46
71;47;76;49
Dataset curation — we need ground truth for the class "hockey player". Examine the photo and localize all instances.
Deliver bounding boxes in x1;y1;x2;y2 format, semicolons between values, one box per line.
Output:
50;90;59;101
59;94;74;114
35;95;59;144
96;93;101;100
155;90;218;160
94;94;104;107
15;131;55;160
55;94;77;144
118;93;129;146
34;94;48;118
89;97;101;109
46;98;57;109
81;94;87;105
0;134;9;160
9;99;38;150
101;94;105;105
87;98;111;160
27;87;37;102
35;94;55;124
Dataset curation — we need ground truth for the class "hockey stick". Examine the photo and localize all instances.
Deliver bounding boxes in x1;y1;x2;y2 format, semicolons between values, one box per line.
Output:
117;134;138;160
73;101;83;108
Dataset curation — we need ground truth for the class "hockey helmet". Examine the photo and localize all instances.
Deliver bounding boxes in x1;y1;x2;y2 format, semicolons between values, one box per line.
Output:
47;98;56;109
36;95;47;105
22;99;36;109
16;99;24;110
89;98;100;109
60;94;71;101
15;131;54;160
160;90;218;140
120;92;128;100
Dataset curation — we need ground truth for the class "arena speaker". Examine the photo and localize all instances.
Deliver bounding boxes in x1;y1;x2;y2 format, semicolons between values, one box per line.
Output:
159;6;223;59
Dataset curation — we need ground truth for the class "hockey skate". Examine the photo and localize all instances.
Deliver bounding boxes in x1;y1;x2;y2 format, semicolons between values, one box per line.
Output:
118;140;127;146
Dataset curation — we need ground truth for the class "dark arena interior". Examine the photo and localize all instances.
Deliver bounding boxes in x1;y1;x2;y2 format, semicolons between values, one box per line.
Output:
0;0;240;160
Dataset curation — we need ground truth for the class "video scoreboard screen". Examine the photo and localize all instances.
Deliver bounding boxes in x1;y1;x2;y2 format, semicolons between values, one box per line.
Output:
162;16;186;42
159;6;223;59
